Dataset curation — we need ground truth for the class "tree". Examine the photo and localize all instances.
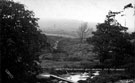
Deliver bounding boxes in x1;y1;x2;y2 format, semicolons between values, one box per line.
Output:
87;11;134;67
0;0;50;83
130;32;135;55
77;22;93;43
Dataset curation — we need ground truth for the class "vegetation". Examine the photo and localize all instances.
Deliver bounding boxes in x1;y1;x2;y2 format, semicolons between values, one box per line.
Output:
0;0;50;83
1;0;135;83
86;10;135;82
76;22;93;43
40;36;97;69
87;72;130;83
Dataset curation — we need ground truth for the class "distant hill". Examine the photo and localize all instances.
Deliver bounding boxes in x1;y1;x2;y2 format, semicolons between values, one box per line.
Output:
39;19;97;38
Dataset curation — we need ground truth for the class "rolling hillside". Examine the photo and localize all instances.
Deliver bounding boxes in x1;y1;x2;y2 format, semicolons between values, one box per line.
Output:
39;19;97;38
40;35;99;69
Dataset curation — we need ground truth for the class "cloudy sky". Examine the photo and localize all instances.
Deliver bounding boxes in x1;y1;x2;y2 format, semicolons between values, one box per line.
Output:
14;0;135;32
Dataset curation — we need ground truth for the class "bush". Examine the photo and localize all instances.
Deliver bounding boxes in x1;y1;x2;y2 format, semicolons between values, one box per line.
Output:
64;56;82;61
87;72;130;83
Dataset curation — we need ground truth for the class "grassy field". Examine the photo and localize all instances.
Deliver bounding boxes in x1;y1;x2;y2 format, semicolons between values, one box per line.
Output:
40;35;99;69
41;60;99;68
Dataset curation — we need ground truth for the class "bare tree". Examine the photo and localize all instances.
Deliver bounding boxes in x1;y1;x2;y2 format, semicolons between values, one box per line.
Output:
77;22;93;43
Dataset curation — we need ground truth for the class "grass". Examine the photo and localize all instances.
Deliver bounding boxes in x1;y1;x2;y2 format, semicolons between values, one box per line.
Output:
40;35;98;69
41;60;80;68
41;60;98;69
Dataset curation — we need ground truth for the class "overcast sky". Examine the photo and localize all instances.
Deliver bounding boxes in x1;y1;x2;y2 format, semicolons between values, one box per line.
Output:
14;0;135;32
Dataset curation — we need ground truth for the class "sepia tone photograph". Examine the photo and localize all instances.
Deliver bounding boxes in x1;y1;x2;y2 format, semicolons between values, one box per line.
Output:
0;0;135;83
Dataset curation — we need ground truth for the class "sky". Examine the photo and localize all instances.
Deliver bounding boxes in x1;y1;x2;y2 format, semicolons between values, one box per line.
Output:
14;0;135;32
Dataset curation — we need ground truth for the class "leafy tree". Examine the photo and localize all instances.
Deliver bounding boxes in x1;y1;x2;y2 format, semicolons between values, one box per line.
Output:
124;32;135;77
0;0;50;83
87;11;134;67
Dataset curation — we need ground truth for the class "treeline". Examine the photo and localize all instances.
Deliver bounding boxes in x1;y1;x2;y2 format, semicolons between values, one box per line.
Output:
0;0;51;83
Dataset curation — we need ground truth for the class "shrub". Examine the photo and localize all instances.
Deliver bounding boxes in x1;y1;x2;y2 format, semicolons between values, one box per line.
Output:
87;72;130;83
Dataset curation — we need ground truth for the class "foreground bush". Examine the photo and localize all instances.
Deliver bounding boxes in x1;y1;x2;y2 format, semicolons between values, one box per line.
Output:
87;72;131;83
